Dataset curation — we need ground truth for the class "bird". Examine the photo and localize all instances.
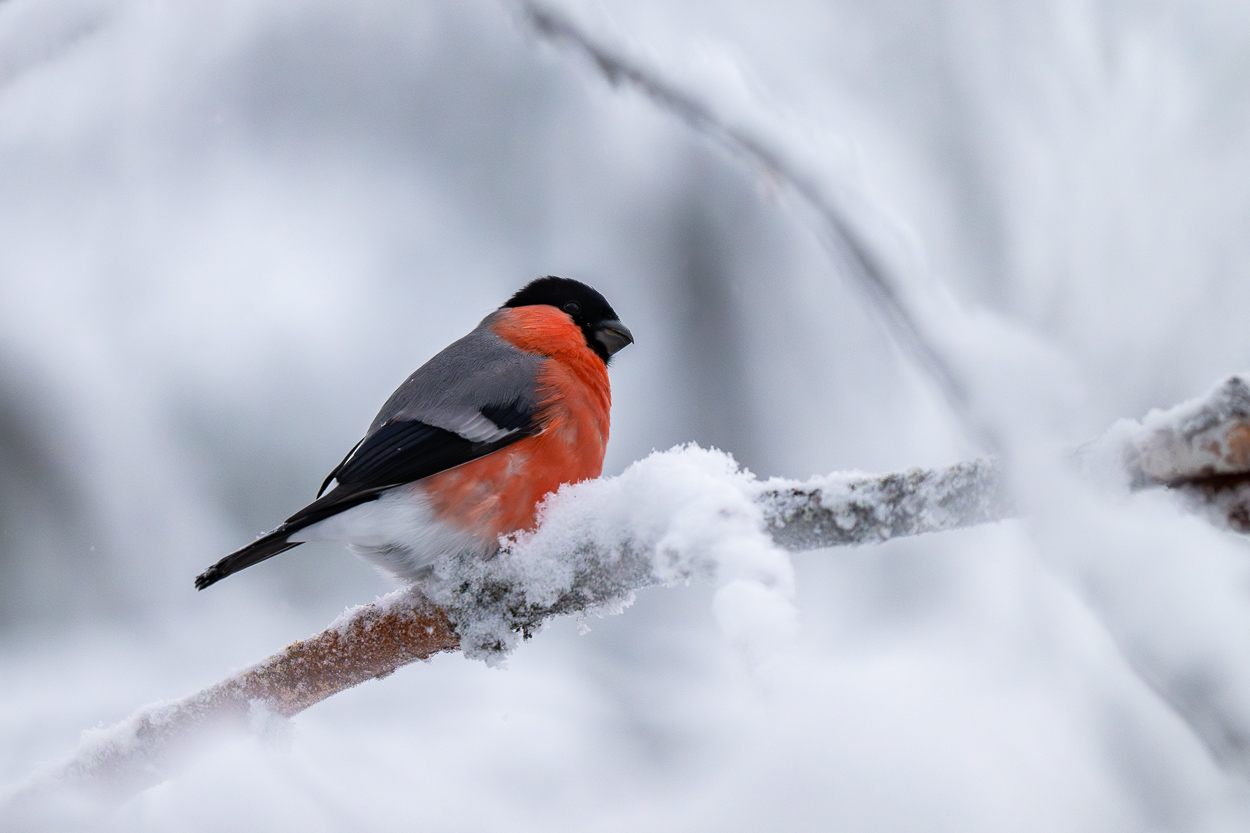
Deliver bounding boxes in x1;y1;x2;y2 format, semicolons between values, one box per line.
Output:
194;276;633;590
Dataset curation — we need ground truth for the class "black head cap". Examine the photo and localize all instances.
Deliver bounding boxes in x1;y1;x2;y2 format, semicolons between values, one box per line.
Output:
503;276;633;363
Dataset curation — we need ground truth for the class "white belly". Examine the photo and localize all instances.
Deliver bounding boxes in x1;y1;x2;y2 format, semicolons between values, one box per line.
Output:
289;485;495;581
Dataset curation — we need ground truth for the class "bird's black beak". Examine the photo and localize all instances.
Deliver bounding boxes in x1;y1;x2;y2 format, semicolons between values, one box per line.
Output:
594;320;634;356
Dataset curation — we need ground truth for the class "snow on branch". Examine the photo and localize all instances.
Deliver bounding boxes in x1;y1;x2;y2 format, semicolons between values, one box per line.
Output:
9;447;1012;804
1083;375;1250;530
761;459;1010;550
10;374;1250;805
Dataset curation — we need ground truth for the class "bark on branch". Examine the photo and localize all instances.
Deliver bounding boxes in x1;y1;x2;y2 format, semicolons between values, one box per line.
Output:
761;458;1010;550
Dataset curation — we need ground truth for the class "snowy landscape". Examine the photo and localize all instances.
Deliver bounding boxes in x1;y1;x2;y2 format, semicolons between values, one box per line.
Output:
5;0;1250;830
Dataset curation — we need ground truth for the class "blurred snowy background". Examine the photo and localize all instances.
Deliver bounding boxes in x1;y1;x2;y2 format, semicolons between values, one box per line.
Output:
5;0;1250;829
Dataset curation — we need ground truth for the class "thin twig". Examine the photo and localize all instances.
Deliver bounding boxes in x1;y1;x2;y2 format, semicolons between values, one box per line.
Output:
517;1;991;449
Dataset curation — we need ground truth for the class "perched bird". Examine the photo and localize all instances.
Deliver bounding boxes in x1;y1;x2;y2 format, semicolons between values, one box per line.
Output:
195;276;633;590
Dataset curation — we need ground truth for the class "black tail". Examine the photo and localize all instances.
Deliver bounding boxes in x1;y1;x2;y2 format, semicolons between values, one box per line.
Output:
194;483;395;590
194;528;303;590
193;447;420;590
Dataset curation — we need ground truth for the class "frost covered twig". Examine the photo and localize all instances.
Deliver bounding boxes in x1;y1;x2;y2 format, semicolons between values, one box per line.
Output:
516;1;986;445
762;459;1009;550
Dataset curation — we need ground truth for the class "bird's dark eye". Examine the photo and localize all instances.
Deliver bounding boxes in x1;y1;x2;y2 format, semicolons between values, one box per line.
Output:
563;301;581;315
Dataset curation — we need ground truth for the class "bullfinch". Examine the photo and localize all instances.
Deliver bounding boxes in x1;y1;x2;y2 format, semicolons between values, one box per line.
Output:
194;276;633;590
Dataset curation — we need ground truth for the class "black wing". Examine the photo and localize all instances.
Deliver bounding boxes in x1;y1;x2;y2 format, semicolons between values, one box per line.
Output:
290;396;545;528
296;417;524;522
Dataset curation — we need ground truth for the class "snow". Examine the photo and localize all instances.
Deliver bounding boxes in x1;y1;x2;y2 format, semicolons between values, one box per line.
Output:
5;0;1250;830
418;444;794;663
1084;375;1250;486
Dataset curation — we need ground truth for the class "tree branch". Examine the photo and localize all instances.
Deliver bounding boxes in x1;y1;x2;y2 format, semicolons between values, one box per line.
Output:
7;454;1012;803
1084;375;1250;532
11;374;1250;804
761;458;1010;550
17;592;458;800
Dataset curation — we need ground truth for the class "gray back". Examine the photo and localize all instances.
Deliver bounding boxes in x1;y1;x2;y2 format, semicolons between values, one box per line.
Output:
368;310;545;440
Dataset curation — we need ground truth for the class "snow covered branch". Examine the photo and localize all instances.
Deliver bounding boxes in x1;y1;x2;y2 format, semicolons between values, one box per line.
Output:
10;449;1012;803
1082;374;1250;531
8;591;458;801
761;458;1009;550
11;375;1250;804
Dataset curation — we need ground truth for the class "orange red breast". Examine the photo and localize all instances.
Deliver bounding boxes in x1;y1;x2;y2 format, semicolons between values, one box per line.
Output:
419;305;612;539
